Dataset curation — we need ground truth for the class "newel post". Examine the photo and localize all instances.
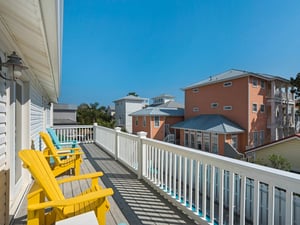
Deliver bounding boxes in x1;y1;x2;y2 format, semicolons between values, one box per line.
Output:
114;127;121;161
93;123;98;143
137;131;147;179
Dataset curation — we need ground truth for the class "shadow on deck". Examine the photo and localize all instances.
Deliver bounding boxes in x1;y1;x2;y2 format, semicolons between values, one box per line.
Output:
12;143;198;225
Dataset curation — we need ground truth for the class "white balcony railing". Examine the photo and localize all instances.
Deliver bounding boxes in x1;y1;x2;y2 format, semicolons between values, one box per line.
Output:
54;125;300;225
52;125;94;143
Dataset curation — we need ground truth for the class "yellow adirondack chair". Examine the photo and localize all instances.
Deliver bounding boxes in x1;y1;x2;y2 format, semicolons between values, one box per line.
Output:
39;131;82;176
19;149;114;225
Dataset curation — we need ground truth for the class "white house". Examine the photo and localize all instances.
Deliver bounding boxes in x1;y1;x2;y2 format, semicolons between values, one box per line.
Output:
0;1;63;224
114;95;148;133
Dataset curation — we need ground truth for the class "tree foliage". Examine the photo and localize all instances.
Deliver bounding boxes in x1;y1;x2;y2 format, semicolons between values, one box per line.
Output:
290;72;300;98
127;92;139;97
255;154;291;171
268;154;291;171
77;102;114;128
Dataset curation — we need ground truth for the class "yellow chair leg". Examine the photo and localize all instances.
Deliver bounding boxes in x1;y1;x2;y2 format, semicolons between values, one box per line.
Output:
95;198;110;225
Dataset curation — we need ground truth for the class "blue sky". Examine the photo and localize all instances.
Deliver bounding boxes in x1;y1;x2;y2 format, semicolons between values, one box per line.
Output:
60;0;300;106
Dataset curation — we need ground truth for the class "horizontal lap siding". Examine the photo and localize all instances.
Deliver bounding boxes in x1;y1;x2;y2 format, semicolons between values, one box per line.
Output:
0;77;8;224
30;86;44;150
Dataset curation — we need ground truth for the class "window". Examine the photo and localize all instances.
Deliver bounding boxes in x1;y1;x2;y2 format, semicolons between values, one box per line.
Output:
252;78;258;87
260;131;264;145
196;132;202;150
232;135;238;149
223;81;232;87
253;130;264;147
252;103;257;112
223;106;232;111
204;133;210;152
143;116;146;127
260;104;265;113
192;88;199;93
190;132;195;148
193;107;199;112
154;116;160;127
261;80;265;89
211;134;218;154
184;130;189;147
135;117;138;126
253;131;259;147
211;103;218;108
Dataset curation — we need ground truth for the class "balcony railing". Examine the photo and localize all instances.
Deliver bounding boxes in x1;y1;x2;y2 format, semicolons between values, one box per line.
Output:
53;125;300;225
53;125;94;143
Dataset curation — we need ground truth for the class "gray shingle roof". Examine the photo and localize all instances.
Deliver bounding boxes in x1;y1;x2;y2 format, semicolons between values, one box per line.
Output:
183;69;290;90
130;107;184;116
171;114;244;134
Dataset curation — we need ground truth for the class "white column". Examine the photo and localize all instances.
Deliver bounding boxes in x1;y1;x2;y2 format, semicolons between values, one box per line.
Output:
114;127;121;160
137;131;147;179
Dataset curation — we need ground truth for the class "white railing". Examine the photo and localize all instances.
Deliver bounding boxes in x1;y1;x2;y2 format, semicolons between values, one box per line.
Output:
93;126;300;225
52;125;94;143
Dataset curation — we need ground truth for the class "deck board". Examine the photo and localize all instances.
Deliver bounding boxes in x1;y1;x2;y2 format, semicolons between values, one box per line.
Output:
12;143;198;225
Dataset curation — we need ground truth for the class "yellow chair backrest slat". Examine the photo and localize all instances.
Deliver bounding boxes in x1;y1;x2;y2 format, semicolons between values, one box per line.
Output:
40;132;63;164
19;150;65;201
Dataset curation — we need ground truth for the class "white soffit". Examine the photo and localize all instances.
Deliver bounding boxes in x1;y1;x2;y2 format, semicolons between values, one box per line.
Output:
0;0;63;102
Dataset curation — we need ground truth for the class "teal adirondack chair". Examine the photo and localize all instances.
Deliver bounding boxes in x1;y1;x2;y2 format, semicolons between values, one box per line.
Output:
46;128;78;149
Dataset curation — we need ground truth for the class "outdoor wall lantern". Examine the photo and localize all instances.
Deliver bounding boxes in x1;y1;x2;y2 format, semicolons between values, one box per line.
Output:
0;51;28;81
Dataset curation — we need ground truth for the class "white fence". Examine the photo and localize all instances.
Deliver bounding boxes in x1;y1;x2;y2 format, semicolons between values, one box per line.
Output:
63;125;300;225
52;125;94;143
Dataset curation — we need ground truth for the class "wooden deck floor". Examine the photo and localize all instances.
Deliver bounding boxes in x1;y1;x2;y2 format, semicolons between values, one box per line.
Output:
12;143;199;225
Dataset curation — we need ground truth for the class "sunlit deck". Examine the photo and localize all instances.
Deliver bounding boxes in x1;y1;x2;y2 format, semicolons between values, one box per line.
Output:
12;143;198;225
11;125;300;225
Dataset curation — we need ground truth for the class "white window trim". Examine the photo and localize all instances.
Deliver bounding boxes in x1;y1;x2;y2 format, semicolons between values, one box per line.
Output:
223;105;232;111
252;103;258;112
261;80;265;89
211;103;218;108
154;116;160;127
260;104;265;113
252;78;258;87
192;88;199;93
223;81;232;87
193;107;199;112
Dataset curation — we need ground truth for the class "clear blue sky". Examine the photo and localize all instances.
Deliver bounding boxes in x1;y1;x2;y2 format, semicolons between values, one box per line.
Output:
60;0;300;106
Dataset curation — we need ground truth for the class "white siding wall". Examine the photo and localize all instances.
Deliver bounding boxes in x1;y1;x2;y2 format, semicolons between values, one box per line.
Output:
0;78;7;169
0;66;8;224
125;101;146;133
30;86;44;150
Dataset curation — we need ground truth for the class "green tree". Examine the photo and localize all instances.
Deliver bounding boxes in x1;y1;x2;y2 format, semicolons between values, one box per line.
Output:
127;92;139;97
290;72;300;98
77;102;115;128
268;154;291;171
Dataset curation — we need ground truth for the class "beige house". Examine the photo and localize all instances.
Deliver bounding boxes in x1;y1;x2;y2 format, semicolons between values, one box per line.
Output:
245;134;300;173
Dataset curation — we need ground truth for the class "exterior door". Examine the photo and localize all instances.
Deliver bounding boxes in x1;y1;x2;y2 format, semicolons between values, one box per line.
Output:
9;80;24;210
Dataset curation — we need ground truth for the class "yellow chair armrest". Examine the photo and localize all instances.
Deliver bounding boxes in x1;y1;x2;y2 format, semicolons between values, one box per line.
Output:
60;147;81;152
27;183;44;199
44;152;83;158
27;188;113;210
57;172;104;184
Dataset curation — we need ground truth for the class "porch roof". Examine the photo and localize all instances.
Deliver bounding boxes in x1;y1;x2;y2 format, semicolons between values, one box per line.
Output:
0;0;63;102
172;114;244;134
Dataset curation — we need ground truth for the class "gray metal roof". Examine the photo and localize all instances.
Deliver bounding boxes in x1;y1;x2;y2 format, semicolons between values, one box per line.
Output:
183;69;290;90
151;94;175;100
172;114;244;134
130;107;184;117
114;95;149;103
150;101;184;108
